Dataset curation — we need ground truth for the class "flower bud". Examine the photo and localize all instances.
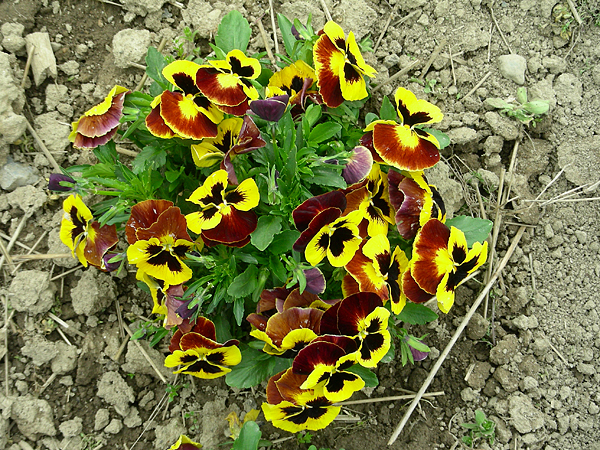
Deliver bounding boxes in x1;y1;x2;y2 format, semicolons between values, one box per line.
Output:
48;174;75;192
249;95;289;122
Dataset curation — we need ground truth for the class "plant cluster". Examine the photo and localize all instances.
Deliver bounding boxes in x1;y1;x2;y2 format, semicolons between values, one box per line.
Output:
461;409;496;448
485;87;549;126
53;12;491;436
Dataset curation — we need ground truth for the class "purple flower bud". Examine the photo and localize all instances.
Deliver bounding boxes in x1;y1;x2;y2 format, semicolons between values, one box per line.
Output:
102;252;122;272
249;95;289;122
48;174;76;192
342;145;373;185
291;25;304;40
409;346;429;362
303;267;326;295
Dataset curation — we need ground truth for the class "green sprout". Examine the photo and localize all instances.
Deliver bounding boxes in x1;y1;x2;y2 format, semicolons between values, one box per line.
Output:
485;87;549;127
461;410;496;448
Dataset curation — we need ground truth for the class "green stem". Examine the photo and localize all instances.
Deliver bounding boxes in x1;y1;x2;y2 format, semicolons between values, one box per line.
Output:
92;190;121;196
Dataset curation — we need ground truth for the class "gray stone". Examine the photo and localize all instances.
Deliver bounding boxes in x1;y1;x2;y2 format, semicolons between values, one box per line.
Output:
490;334;519;366
509;394;545;433
6;185;46;214
58;60;79;76
121;0;166;15
557;135;600;187
47;228;78;268
124;407;142;428
45;84;68;111
484;111;519;140
8;269;56;315
11;396;57;439
97;371;135;417
554;73;582;106
483;135;503;155
1;23;26;54
425;160;464;218
59;417;83;437
182;0;247;40
512;315;539;330
122;340;173;381
498;54;527;85
332;0;377;40
542;55;567;74
0;159;39;191
24;32;57;86
21;335;59;366
94;409;110;431
466;361;491;390
466;312;489;340
104;418;123;434
70;269;117;316
382;53;400;69
517;138;553;181
494;366;519;393
51;342;79;374
112;29;151;69
33;111;71;155
447;126;478;145
154;418;186;450
577;363;596;376
521;376;539;391
529;75;557;111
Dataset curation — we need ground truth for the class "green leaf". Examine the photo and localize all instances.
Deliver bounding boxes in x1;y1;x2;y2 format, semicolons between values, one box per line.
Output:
396;303;438;325
251;215;282;251
308;123;342;145
445;215;493;247
484;97;512;110
227;265;258;298
309;167;347;189
380;95;397;121
145;47;169;90
269;230;300;254
304;104;322;128
131;146;167;175
277;14;295;58
215;10;251;53
226;346;291;388
232;420;262;450
421;127;450;149
346;365;379;387
523;100;549;115
149;327;169;347
365;112;379;125
233;297;245;326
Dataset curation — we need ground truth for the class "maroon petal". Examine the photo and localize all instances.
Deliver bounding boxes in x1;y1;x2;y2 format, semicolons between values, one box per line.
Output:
249;95;289;122
293;191;347;232
342;145;373;185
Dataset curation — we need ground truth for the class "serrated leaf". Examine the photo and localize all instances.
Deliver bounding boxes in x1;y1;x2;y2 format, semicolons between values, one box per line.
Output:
131;146;167;175
145;47;169;89
227;265;258;298
445;215;493;247
215;10;251;53
396;303;438;325
251;215;282;251
268;230;300;254
309;167;347;189
345;365;379;387
380;95;397;121
365;112;379;125
308;122;342;145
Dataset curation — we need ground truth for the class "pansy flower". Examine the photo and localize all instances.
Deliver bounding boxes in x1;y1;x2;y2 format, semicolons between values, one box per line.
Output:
69;85;128;149
169;435;202;450
145;60;223;140
364;87;443;171
409;219;488;313
344;164;394;237
388;169;446;240
313;21;376;108
126;203;194;286
266;60;321;112
186;170;259;247
60;194;118;269
249;307;323;357
262;368;341;432
344;234;409;314
320;292;390;368
135;270;189;329
292;336;363;403
190;116;266;184
249;94;289;122
341;145;373;185
165;316;241;379
196;49;261;116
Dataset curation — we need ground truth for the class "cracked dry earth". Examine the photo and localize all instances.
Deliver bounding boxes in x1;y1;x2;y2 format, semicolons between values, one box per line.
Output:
1;0;600;449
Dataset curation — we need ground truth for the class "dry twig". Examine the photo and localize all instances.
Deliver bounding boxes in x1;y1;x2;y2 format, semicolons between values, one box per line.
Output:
25;119;62;172
372;59;420;93
135;37;167;92
257;19;277;68
462;71;492;100
388;226;526;445
488;6;512;53
319;0;332;22
373;4;399;53
0;214;31;271
268;0;280;58
11;230;47;275
337;391;444;406
48;312;86;338
419;39;446;80
21;44;35;88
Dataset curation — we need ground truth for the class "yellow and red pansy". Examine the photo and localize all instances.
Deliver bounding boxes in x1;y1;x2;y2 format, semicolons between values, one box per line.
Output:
365;87;443;171
169;435;202;450
191;116;266;184
262;368;340;433
145;60;223;140
135;270;189;329
165;317;241;379
320;292;391;368
266;60;321;113
60;194;118;269
185;169;259;247
344;164;394;237
410;219;488;313
388;169;446;240
344;234;409;315
292;337;363;403
126;205;194;286
249;307;323;357
69;85;129;149
313;21;377;108
195;49;261;116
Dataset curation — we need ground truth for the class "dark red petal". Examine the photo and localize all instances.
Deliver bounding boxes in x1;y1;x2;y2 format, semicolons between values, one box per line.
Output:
84;222;118;268
160;90;219;140
314;35;344;108
135;206;191;242
180;332;222;352
76;91;126;138
126;199;174;244
293;341;346;374
282;288;320;310
318;301;343;335
73;127;118;150
196;67;247;107
335;292;383;336
372;123;440;171
293;207;342;252
402;270;434;303
293;191;347;232
266;307;323;348
201;208;257;244
145;104;176;139
247;313;268;331
412;219;450;294
200;233;251;248
189;315;217;341
215;99;251;116
266;370;287;404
